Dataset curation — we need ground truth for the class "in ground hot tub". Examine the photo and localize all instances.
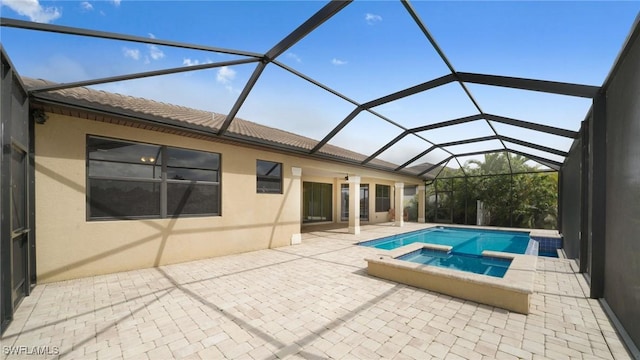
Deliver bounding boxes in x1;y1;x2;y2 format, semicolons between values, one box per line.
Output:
366;243;536;314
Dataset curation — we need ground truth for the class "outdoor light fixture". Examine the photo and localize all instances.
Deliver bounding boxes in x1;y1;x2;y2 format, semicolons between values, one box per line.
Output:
31;108;48;124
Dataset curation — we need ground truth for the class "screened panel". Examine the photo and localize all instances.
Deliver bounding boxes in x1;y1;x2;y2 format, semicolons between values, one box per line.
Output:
411;1;636;84
92;63;257;121
281;1;451;103
443;139;505;156
503;142;565;167
327;112;404;159
466;84;592;130
415;120;496;145
490;121;574;152
238;64;356;142
403;147;453;173
373;134;432;166
371;82;479;129
11;147;27;231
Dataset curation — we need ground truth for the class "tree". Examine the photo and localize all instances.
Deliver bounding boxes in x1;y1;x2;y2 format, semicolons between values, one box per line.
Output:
426;152;559;229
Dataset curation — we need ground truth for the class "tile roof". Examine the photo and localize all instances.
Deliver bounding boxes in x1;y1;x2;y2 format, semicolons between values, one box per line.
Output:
23;77;424;176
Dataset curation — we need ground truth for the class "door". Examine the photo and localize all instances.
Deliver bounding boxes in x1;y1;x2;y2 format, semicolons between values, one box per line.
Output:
341;184;369;221
2;51;34;335
11;145;29;308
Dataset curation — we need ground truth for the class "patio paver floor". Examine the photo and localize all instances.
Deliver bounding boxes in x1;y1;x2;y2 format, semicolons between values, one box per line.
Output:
1;223;632;359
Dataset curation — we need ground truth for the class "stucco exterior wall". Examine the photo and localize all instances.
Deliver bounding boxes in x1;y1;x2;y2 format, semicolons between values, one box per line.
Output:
35;114;420;282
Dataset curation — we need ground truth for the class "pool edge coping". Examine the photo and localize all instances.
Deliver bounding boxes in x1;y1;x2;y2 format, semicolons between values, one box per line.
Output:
365;243;537;314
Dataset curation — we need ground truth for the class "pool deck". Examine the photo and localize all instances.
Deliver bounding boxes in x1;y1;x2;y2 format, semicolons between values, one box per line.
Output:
2;223;632;359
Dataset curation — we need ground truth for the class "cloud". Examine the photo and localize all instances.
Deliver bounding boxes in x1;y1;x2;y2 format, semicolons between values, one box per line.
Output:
148;45;164;60
216;66;236;85
286;52;302;63
183;58;214;67
122;34;164;63
183;58;200;66
80;2;93;11
122;47;140;60
216;66;238;93
111;0;121;6
1;0;61;23
145;33;164;61
331;58;347;66
365;13;382;25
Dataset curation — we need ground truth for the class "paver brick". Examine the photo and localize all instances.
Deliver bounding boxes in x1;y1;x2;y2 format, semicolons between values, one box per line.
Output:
1;224;632;360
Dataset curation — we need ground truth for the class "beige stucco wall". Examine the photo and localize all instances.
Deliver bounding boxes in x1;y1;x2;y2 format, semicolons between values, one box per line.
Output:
35;113;420;282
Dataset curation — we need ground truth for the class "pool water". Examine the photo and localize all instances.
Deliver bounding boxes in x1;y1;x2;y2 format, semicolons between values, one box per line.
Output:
360;227;530;256
397;248;512;278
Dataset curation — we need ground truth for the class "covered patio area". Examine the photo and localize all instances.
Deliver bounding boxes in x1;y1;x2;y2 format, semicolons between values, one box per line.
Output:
2;224;631;359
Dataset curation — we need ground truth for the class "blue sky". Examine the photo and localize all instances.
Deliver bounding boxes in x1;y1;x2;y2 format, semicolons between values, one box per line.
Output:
1;0;639;169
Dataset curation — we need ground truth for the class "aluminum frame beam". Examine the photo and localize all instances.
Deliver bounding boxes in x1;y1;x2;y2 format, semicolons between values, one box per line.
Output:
265;1;351;61
485;114;578;138
457;72;600;98
218;62;267;135
400;0;514;174
219;0;351;136
361;74;456;109
395;146;437;171
312;74;456;154
417;147;563;178
499;135;568;157
0;17;261;58
27;58;260;94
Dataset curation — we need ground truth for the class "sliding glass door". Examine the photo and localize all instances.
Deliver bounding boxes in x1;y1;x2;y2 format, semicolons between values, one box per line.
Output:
303;182;333;223
340;184;369;221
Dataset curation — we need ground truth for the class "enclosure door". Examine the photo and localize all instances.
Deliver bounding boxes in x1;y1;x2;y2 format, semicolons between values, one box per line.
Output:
10;145;29;309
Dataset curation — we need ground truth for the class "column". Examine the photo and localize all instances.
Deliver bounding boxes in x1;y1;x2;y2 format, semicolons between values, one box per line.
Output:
348;176;361;235
394;182;404;227
290;167;302;245
417;185;426;223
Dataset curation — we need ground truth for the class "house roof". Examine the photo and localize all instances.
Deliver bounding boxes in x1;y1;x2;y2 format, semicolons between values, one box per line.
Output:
23;77;426;176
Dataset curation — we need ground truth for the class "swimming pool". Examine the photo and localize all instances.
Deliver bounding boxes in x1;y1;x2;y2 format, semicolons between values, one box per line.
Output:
359;226;531;255
397;248;512;278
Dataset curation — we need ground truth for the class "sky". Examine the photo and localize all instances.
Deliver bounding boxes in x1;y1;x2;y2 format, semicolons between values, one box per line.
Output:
1;0;639;171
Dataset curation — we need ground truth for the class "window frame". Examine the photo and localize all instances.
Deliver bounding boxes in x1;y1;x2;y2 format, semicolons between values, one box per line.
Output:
86;135;221;221
256;159;283;194
375;184;391;212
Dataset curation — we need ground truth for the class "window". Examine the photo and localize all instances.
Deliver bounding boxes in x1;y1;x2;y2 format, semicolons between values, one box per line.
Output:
256;160;282;193
375;184;391;212
87;136;220;220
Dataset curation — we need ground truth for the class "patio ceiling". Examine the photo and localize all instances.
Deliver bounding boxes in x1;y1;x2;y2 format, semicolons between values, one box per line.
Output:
1;0;637;179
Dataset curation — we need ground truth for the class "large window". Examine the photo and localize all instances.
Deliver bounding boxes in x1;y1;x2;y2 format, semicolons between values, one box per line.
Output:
256;160;282;194
375;184;391;212
303;182;332;223
87;136;220;220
